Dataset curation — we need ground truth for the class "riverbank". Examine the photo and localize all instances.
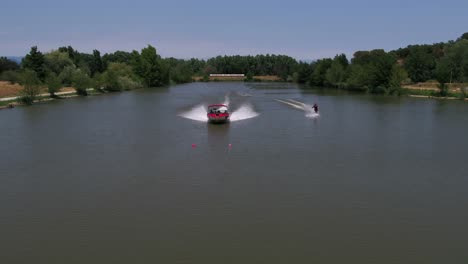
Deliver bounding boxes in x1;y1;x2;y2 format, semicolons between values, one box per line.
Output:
408;94;468;101
0;81;23;98
192;75;281;82
402;81;466;93
0;88;97;110
0;81;76;99
2;79;467;111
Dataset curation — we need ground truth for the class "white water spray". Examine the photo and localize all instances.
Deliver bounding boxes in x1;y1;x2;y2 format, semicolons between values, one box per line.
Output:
178;104;209;122
229;104;259;121
179;96;259;122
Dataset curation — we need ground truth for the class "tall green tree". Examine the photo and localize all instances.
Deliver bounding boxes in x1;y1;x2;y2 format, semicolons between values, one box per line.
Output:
435;58;452;96
346;50;396;93
458;32;468;41
367;50;397;93
44;50;74;75
139;45;168;87
351;51;373;65
58;46;81;65
129;50;142;76
22;46;46;81
443;40;468;82
388;64;408;95
97;62;142;91
19;70;41;104
169;61;194;84
309;59;332;87
294;62;313;84
89;50;104;76
334;53;349;67
72;69;91;96
189;58;206;75
346;64;368;91
102;50;133;66
325;54;348;88
404;46;436;83
325;62;345;88
59;65;80;86
45;72;61;97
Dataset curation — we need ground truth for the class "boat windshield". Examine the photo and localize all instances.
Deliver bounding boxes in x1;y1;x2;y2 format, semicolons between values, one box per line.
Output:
218;106;228;113
208;106;228;114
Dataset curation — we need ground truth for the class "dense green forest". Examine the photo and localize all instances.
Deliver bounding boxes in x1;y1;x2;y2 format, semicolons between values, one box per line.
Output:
1;33;467;104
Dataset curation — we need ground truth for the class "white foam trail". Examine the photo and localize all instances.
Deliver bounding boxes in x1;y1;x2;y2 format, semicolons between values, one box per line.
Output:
178;104;208;122
275;99;304;110
276;99;320;119
179;103;259;122
287;99;307;108
230;104;259;121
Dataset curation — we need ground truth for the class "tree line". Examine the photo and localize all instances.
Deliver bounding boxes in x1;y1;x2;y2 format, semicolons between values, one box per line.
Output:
1;33;467;104
0;45;170;104
293;32;468;96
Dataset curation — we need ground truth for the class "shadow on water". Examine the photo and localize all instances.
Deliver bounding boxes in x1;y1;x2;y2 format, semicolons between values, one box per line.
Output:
207;122;230;139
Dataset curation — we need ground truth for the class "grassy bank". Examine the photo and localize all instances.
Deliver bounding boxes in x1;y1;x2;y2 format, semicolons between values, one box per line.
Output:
0;88;99;110
402;81;466;92
404;89;466;100
0;99;17;108
0;81;23;98
2;79;466;111
401;81;467;99
0;81;77;99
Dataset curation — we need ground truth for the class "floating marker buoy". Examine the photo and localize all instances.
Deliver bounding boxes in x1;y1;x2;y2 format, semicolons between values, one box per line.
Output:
192;144;197;148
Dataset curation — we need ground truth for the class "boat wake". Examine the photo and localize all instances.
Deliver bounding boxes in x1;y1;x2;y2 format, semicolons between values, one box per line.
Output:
275;99;320;118
179;104;209;122
179;101;259;122
229;104;259;121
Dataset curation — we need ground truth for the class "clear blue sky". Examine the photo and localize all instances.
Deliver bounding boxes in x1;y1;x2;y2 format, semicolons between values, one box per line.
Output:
1;0;467;60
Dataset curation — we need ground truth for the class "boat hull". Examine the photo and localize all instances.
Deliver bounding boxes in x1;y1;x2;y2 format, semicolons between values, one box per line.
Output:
207;113;230;123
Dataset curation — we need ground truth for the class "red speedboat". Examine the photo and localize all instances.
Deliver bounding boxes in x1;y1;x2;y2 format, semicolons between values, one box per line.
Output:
207;104;230;123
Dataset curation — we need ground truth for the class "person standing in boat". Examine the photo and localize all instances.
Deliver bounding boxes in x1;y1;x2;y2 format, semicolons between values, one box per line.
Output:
312;103;319;113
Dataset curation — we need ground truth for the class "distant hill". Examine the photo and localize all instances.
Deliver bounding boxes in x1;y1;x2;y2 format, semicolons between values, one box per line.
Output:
5;56;23;64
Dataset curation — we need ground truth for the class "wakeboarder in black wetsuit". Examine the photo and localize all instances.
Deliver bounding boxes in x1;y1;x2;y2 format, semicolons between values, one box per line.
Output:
312;103;319;113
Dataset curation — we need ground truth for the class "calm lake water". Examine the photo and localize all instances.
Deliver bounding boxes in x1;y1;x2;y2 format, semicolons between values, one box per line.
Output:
1;82;468;263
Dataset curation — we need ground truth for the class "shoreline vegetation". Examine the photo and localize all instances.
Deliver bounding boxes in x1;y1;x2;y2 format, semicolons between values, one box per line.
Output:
1;80;466;110
1;33;468;110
